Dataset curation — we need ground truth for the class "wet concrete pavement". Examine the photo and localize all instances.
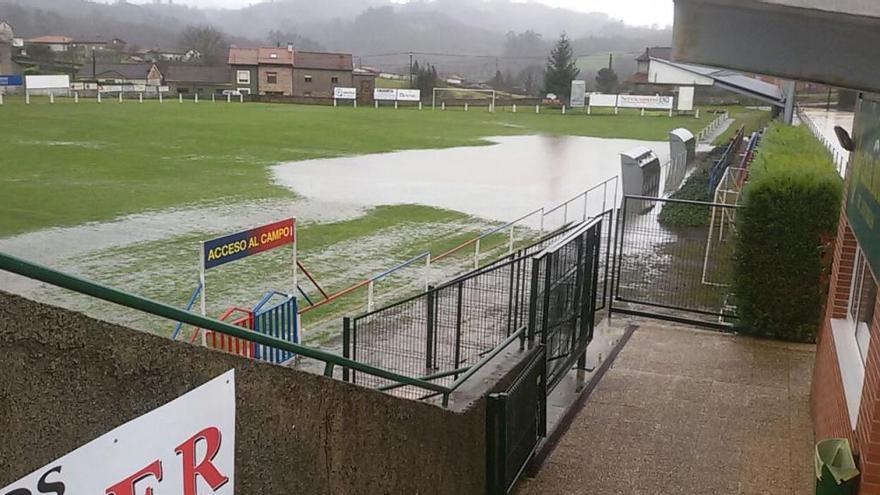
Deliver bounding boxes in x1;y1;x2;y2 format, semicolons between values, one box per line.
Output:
519;319;815;495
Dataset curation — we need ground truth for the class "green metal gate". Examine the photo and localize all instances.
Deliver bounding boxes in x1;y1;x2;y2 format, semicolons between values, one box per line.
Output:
486;346;547;495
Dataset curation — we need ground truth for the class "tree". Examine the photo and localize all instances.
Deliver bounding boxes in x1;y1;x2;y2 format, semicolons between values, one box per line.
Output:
489;70;505;91
544;33;579;100
517;65;545;96
595;67;619;94
413;60;438;95
179;25;227;65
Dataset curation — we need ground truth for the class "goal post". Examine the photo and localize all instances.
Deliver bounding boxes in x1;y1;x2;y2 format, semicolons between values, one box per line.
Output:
432;88;497;112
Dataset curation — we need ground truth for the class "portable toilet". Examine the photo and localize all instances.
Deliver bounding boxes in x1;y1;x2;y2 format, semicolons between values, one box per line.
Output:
665;128;696;194
621;146;661;209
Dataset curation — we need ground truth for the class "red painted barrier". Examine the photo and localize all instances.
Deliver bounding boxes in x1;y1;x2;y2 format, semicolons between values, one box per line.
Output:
193;307;256;359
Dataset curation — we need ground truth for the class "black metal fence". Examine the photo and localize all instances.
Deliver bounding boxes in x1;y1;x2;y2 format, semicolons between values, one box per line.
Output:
486;346;546;495
344;213;610;400
530;220;602;391
343;226;576;399
612;195;738;328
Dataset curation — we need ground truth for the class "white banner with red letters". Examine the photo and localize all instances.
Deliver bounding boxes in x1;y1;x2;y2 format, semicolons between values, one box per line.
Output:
1;370;236;495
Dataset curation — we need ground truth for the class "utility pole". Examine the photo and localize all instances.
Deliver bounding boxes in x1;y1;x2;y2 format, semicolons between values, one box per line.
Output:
409;52;413;88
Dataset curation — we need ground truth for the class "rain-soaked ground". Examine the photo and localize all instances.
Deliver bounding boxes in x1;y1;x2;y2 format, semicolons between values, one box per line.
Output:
0;134;679;355
272;135;671;228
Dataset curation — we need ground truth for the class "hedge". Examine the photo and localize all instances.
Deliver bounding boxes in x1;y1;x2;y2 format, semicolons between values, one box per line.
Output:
733;123;843;342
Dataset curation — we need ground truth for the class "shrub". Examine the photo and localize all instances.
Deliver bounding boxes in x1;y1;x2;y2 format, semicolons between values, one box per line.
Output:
658;147;724;228
733;123;843;342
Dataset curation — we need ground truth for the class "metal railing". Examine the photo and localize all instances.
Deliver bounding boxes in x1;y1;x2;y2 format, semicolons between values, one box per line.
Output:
0;252;456;401
797;105;848;177
709;125;745;192
299;176;618;320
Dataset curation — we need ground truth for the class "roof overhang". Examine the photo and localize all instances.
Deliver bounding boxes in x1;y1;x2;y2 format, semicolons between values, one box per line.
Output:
648;57;786;107
672;0;880;93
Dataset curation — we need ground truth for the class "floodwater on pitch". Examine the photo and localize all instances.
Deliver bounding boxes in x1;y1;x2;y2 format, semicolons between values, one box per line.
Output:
272;135;672;228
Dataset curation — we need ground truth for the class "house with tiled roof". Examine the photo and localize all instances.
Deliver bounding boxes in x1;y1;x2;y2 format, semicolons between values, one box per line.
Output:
291;51;353;98
26;35;74;52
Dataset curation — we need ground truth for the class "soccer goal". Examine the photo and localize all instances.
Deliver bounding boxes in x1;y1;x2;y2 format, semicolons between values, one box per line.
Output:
432;88;497;112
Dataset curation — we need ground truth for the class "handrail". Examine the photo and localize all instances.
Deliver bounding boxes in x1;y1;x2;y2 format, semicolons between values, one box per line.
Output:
371;251;431;282
253;290;291;314
171;282;202;340
0;252;452;398
432;208;543;263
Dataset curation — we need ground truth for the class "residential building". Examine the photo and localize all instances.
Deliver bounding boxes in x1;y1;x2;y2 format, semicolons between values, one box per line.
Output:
26;35;73;52
635;46;671;76
227;47;258;95
671;1;880;493
163;65;233;98
76;62;162;88
0;20;22;79
258;46;294;96
291;51;352;98
72;38;126;53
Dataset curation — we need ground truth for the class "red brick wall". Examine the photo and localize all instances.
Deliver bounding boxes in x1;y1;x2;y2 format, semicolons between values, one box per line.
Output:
856;287;880;493
812;211;880;494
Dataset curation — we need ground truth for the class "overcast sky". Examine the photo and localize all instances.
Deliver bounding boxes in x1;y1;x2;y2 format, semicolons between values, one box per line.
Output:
118;0;675;27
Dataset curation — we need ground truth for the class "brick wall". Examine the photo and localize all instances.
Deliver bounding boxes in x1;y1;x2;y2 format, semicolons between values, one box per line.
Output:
812;211;880;494
856;279;880;493
258;66;292;96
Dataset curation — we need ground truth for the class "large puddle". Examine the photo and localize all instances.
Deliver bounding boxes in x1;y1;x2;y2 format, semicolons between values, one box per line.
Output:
272;135;672;227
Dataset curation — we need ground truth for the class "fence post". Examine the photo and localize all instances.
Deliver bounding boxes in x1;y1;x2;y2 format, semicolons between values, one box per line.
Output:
509;225;515;254
179;93;183;104
158;93;162;104
454;282;463;378
25;91;29;105
441;101;446;111
139;93;143;103
239;93;243;103
527;260;540;343
119;92;123;103
367;280;374;312
375;101;379;109
419;101;423;110
426;286;436;370
536;104;540;114
0;92;4;105
583;191;589;221
342;317;351;382
49;92;54;104
464;103;468;112
195;93;199;103
227;94;231;103
333;98;337;107
512;104;517;113
562;105;566;115
474;238;481;269
424;254;431;291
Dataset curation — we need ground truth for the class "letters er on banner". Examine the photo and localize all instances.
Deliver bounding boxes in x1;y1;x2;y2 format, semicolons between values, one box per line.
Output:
1;370;236;495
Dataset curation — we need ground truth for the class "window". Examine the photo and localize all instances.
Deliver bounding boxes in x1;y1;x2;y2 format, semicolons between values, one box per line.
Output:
832;245;879;429
236;70;250;85
849;249;877;364
266;72;277;84
331;76;339;84
304;75;312;83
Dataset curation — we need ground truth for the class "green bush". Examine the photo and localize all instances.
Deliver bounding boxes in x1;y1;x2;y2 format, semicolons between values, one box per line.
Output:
733;123;843;342
658;147;724;228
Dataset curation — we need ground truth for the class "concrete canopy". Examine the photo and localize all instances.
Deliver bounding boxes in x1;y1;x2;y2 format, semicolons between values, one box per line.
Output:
672;0;880;93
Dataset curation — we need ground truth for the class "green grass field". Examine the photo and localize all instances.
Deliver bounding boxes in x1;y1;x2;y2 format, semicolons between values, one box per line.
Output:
0;97;723;237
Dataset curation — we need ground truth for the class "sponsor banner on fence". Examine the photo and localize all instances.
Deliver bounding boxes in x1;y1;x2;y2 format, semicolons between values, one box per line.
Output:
396;89;421;102
203;218;295;270
159;86;170;93
0;370;236;495
374;88;397;101
617;94;673;110
70;82;85;91
333;87;357;100
99;85;123;93
0;74;23;87
25;75;70;90
131;84;147;93
588;93;618;108
570;80;586;108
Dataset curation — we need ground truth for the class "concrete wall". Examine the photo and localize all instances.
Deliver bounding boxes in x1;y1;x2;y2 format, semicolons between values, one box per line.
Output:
0;291;487;494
